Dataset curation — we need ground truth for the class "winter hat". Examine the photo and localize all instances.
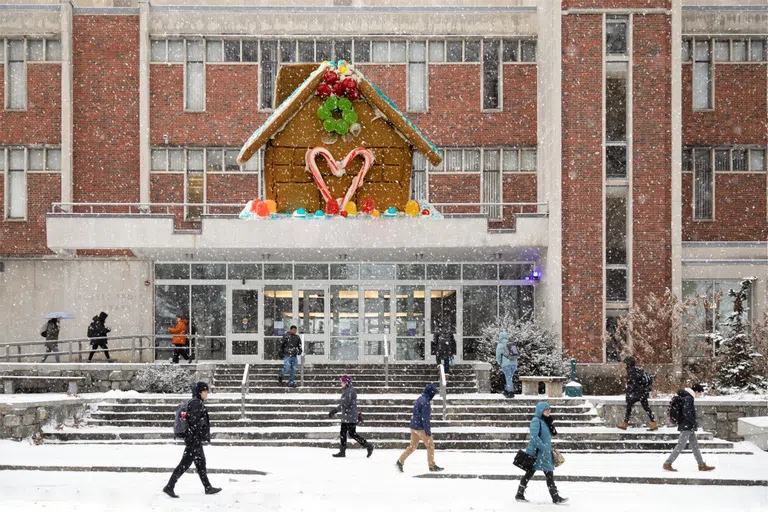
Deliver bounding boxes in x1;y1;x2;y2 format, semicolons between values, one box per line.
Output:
340;375;352;385
691;383;705;393
499;331;509;342
684;387;695;398
192;381;210;397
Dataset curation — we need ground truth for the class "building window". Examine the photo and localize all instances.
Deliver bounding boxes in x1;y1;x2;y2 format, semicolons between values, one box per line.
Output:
693;40;712;110
6;40;26;110
407;41;427;112
6;149;26;219
185;40;204;111
260;41;278;110
411;153;427;202
693;148;713;220
482;40;501;110
606;16;628;56
683;280;752;357
605;310;627;362
606;186;628;303
681;39;691;62
482;149;501;220
186;150;204;219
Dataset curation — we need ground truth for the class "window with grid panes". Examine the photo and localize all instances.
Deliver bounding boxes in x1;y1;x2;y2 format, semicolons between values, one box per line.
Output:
482;149;501;219
260;41;278;109
482;40;501;110
185;41;204;111
408;42;427;111
6;40;26;110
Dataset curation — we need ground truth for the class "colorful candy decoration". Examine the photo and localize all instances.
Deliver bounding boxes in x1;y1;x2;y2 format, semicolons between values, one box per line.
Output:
325;200;340;216
293;208;307;218
249;199;261;213
314;210;325;218
344;201;357;216
421;208;430;216
404;200;420;217
340;211;348;218
372;209;380;218
265;199;277;214
305;147;374;211
256;201;271;217
361;198;375;215
384;206;398;218
316;62;362;137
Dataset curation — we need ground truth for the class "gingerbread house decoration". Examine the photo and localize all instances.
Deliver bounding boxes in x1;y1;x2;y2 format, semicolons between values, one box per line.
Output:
237;62;442;214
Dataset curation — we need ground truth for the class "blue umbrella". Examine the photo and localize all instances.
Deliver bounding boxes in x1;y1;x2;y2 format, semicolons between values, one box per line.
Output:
43;312;74;320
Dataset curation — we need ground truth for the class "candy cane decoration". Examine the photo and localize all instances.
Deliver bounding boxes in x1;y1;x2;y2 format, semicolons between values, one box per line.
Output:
305;147;375;211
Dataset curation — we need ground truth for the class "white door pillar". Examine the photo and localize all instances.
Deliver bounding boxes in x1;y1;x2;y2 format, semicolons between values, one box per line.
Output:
60;0;73;208
139;0;151;206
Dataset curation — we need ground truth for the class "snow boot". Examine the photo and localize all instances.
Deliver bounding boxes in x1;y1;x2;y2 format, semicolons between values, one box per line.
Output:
515;485;528;502
395;461;404;473
332;451;346;458
663;462;677;472
163;486;179;498
617;421;629;430
648;421;659;431
278;374;283;383
367;445;374;458
205;487;222;495
698;463;715;472
549;485;568;504
429;464;444;472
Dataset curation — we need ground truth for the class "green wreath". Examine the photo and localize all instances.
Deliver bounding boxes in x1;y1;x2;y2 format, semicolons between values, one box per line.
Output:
316;96;359;135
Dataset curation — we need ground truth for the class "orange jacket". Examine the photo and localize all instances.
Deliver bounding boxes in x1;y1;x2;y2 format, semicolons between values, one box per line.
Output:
169;319;188;345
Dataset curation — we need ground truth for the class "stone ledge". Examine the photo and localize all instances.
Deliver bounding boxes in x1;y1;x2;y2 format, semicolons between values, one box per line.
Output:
414;473;768;487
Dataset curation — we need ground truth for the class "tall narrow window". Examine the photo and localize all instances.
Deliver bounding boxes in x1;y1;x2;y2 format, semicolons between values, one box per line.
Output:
185;41;204;111
606;16;628;56
411;153;427;202
186;150;204;220
693;40;712;110
606;187;628;303
407;41;427;112
7;149;26;219
482;39;501;110
482;149;501;220
260;41;278;110
693;148;713;220
7;40;26;110
606;62;628;180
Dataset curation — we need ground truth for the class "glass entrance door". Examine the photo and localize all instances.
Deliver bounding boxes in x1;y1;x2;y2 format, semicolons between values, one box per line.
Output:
330;285;360;360
362;288;393;360
396;285;426;360
297;286;328;362
264;285;294;360
428;287;460;361
228;285;261;362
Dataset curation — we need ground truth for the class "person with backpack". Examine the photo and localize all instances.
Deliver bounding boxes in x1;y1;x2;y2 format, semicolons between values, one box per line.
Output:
664;383;715;472
169;316;190;364
434;320;456;376
495;331;519;398
164;381;222;498
617;356;657;431
328;375;373;458
278;325;302;386
515;402;568;504
396;383;444;473
87;312;112;362
40;318;61;363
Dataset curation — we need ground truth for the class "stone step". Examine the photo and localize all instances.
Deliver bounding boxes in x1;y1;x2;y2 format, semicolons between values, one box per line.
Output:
212;386;478;394
94;398;591;408
86;419;603;428
214;375;477;383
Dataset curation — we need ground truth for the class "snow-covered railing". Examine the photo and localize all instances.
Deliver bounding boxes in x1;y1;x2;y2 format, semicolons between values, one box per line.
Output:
431;202;548;221
50;202;244;215
438;363;448;420
240;363;250;420
383;334;390;388
0;335;155;363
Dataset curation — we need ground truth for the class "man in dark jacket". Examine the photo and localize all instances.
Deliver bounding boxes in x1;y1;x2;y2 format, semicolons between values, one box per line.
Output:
40;318;61;363
278;325;302;387
663;383;715;472
164;382;222;498
329;375;373;458
617;356;657;430
434;321;456;376
87;312;112;362
396;384;443;472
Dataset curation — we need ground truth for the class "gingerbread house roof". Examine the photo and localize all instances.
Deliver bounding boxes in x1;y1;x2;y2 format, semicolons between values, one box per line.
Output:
237;62;442;167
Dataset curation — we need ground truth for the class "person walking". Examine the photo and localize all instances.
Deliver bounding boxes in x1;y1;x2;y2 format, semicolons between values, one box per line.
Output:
495;331;519;398
617;356;657;430
40;318;61;363
163;381;221;498
516;402;568;504
168;316;190;364
663;383;715;472
396;383;443;472
278;325;302;387
329;375;373;458
434;320;456;376
87;312;112;362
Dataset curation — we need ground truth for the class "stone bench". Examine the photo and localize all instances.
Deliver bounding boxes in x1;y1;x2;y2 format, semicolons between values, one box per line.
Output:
519;376;567;398
2;376;86;395
737;417;768;450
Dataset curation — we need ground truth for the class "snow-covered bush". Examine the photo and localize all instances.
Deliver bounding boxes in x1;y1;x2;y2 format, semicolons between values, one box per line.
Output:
479;315;567;392
134;364;194;394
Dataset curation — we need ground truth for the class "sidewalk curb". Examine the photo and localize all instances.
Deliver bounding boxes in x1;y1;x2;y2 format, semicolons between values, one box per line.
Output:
413;473;768;487
0;465;267;476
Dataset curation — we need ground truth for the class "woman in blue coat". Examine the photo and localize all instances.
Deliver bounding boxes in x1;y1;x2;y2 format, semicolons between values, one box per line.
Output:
516;402;568;504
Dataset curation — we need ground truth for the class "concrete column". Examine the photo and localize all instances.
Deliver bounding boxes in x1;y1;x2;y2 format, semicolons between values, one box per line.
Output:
60;0;73;208
139;0;150;206
537;0;563;348
670;0;682;299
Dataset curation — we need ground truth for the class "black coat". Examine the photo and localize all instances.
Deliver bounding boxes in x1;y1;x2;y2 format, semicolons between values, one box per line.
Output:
676;389;698;431
625;365;650;400
88;312;110;342
280;332;302;358
434;330;456;361
186;385;211;444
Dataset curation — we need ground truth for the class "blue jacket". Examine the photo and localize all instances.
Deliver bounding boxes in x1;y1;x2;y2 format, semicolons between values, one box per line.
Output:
409;384;438;436
495;332;518;368
525;402;554;472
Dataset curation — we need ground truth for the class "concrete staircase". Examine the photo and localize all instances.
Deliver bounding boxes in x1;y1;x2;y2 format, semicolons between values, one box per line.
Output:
43;395;738;453
212;363;479;394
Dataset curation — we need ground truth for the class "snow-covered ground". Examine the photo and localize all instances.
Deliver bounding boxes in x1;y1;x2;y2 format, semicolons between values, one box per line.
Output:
0;443;766;511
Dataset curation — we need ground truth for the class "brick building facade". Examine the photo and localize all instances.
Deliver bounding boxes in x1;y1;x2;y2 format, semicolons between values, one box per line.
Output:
0;1;766;372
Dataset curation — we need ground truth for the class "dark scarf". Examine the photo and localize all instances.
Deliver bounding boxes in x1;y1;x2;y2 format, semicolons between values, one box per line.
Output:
543;415;558;436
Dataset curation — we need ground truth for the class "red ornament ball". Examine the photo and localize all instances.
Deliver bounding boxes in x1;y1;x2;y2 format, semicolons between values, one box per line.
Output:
345;88;361;101
249;199;261;213
361;198;375;214
316;83;332;99
341;77;357;91
332;82;346;96
340;211;348;218
421;208;430;216
325;200;340;215
256;201;271;217
323;69;339;85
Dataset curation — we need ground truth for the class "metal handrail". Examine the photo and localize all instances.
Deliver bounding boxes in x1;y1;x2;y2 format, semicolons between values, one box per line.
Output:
383;334;390;388
50;202;245;215
438;363;448;420
240;363;250;420
299;334;305;388
431;201;548;215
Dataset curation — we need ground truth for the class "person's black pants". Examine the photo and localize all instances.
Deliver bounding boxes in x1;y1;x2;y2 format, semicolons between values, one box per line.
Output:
436;356;451;375
172;347;190;363
340;422;368;452
88;341;110;361
519;469;558;496
625;395;655;422
167;442;211;490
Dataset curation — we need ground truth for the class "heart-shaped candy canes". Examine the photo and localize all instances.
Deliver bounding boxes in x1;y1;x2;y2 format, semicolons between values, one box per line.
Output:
305;147;375;211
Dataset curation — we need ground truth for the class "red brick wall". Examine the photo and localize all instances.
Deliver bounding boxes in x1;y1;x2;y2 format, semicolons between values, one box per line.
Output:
73;15;140;204
206;174;260;213
632;14;673;360
0;64;62;143
563;0;670;8
682;173;768;241
0;174;61;256
429;174;481;215
561;14;604;363
682;64;768;145
150;64;264;146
